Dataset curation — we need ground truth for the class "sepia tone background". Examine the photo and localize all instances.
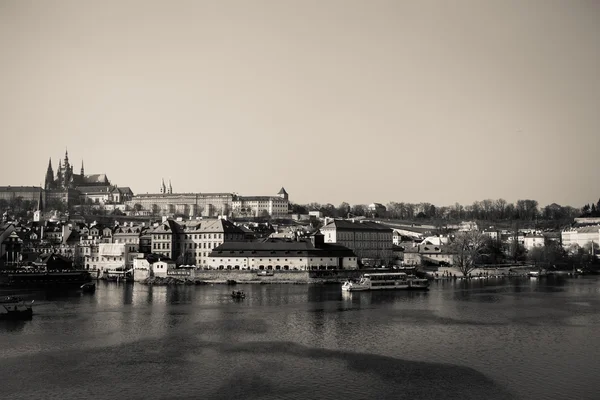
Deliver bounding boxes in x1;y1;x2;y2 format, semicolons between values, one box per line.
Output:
1;0;598;206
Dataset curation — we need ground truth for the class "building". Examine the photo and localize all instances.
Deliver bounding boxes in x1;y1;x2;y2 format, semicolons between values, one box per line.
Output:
482;228;500;241
0;223;19;268
43;150;129;207
0;186;45;209
208;235;358;271
320;219;394;266
84;243;129;274
149;217;246;267
403;244;454;266
112;223;146;253
126;185;290;218
127;192;233;217
152;258;176;278
561;225;600;250
231;187;290;218
523;234;545;250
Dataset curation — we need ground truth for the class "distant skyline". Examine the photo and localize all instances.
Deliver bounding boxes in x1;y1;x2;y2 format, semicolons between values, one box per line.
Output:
1;0;598;208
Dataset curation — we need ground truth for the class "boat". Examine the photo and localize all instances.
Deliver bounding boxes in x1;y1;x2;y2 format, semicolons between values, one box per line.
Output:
0;296;34;321
231;290;246;299
528;268;548;278
257;270;274;277
1;268;92;288
341;272;429;292
226;279;237;285
80;282;96;293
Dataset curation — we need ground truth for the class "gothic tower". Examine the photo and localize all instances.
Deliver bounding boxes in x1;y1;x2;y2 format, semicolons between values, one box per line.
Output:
160;178;166;194
62;149;72;188
44;158;54;189
168;179;173;194
56;160;63;188
81;160;84;176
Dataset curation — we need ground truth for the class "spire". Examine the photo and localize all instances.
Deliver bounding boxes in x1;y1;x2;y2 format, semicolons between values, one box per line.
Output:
161;178;166;194
81;160;84;176
64;148;69;164
45;158;54;189
168;179;172;194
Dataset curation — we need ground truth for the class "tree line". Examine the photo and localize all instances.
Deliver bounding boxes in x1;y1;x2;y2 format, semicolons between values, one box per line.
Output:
290;198;583;223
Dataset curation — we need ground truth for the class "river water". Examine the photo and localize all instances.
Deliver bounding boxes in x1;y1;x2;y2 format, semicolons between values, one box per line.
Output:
1;276;600;400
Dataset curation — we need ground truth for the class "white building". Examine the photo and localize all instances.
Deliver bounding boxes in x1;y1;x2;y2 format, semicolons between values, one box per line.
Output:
152;259;176;278
523;234;545;250
230;187;290;218
208;235;358;271
562;225;600;250
132;256;152;282
84;243;129;274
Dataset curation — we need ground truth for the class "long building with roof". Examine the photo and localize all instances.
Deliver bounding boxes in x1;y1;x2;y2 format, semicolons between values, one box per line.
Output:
208;234;358;271
126;185;290;218
561;225;600;249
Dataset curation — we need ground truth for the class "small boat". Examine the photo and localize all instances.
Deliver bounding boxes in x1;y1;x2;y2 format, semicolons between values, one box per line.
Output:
257;270;274;277
80;282;96;293
231;290;246;299
226;279;237;285
0;296;34;321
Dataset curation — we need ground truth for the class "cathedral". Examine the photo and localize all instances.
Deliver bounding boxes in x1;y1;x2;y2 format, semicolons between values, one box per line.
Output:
44;149;110;190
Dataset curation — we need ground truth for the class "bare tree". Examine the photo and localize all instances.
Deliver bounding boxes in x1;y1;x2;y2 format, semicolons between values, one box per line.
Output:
449;231;488;277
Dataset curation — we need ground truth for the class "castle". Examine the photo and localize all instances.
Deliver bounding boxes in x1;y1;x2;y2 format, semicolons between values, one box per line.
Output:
43;149;132;207
44;149;110;190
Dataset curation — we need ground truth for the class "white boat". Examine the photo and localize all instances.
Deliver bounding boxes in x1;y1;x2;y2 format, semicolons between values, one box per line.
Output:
528;269;548;278
341;272;429;292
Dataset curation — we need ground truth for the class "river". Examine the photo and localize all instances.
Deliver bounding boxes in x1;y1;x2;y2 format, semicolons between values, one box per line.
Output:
1;276;600;400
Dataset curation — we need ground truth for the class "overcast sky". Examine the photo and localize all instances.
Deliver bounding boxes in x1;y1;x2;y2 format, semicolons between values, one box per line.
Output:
1;0;598;207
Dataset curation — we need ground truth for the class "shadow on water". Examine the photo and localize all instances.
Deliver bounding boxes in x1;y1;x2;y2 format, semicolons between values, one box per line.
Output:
0;337;517;400
0;320;28;332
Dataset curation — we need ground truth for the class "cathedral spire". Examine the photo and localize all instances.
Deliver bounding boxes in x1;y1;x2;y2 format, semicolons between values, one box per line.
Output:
161;178;166;194
45;158;54;189
168;179;172;194
81;160;84;176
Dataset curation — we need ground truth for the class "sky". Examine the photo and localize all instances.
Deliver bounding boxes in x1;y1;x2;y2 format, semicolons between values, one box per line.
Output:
1;0;599;208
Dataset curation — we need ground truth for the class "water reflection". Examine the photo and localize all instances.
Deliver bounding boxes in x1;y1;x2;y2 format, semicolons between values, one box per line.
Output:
1;277;600;400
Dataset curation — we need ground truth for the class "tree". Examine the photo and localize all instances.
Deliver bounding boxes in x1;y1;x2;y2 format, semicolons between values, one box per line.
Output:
350;204;365;216
133;203;143;212
449;231;488;277
259;209;271;219
337;202;351;217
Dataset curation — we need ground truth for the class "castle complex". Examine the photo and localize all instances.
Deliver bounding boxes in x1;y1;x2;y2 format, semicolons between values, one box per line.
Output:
1;150;290;218
43;149;132;207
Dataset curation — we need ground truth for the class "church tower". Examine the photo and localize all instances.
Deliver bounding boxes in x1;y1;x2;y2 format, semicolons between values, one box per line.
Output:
44;158;55;189
56;160;63;188
81;160;84;176
160;178;166;194
62;149;72;188
168;179;173;194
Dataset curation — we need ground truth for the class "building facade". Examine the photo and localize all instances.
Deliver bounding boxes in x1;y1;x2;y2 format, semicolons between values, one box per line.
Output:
320;219;394;266
149;217;246;267
208;235;358;271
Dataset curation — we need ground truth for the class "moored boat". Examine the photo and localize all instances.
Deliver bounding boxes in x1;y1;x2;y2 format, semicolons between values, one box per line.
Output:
0;296;34;321
341;272;429;292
